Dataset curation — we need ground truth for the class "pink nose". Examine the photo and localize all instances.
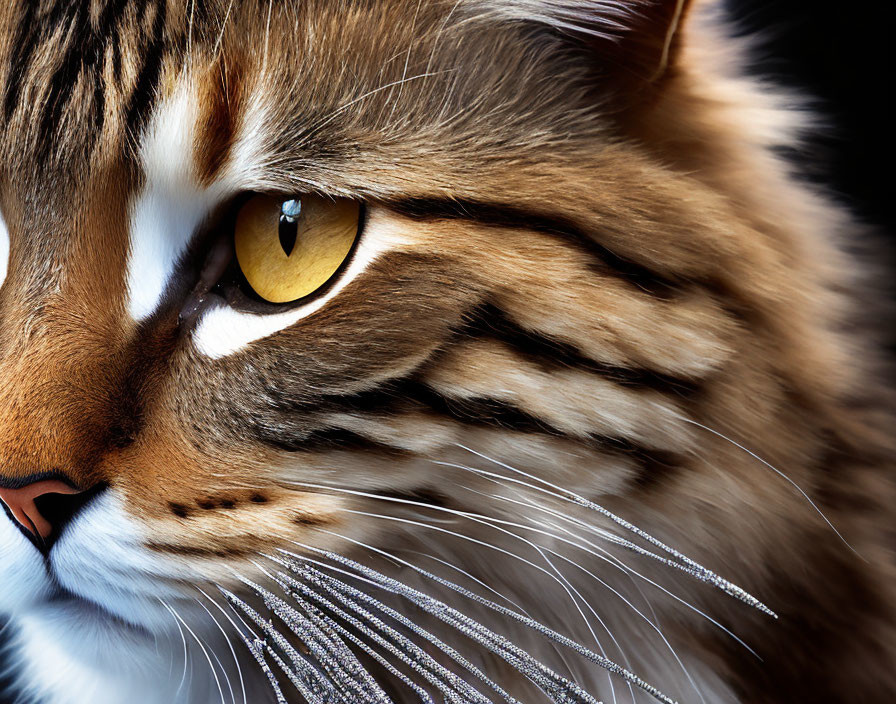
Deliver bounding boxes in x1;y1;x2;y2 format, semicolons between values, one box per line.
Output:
0;479;82;539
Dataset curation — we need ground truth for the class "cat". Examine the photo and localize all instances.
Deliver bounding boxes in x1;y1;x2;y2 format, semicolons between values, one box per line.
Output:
0;1;894;702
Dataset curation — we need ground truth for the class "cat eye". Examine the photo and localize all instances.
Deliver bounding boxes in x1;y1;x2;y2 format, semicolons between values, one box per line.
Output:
233;194;361;304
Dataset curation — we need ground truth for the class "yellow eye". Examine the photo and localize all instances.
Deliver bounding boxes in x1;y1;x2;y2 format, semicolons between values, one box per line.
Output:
234;194;361;304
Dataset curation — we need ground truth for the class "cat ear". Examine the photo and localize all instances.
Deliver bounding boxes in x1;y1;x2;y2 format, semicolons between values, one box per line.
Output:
487;0;693;98
598;0;692;84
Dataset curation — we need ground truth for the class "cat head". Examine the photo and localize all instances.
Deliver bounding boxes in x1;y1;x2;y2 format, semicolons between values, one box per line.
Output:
0;1;866;701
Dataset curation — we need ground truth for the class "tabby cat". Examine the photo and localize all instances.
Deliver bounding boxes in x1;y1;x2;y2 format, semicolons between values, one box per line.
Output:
0;1;893;703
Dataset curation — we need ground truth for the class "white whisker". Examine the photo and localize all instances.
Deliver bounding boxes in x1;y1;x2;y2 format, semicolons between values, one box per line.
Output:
161;600;228;704
450;444;777;616
290;540;677;703
284;477;763;655
411;550;586;683
194;594;247;704
224;601;289;704
159;597;190;702
257;557;493;703
220;586;335;702
675;416;859;556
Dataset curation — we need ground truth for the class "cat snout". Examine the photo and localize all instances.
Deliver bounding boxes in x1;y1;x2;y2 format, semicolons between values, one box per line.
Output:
0;477;105;552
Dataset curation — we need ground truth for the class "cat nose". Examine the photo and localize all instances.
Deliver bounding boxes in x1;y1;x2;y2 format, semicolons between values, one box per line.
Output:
0;478;104;549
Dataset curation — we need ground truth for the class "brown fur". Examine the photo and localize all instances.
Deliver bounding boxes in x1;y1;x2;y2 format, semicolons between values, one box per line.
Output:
0;1;893;702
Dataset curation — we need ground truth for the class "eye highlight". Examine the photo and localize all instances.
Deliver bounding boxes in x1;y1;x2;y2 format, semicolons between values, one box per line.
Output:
234;194;361;304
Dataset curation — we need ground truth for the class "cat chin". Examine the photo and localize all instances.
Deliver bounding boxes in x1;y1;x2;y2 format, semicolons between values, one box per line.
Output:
3;608;145;704
0;550;173;704
4;602;222;704
3;590;248;704
7;595;277;704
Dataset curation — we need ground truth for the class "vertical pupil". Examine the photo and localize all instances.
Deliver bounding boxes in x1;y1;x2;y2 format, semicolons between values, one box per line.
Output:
278;199;301;256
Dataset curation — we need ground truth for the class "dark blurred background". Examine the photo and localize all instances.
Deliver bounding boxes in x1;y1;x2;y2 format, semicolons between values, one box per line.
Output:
725;0;894;239
0;2;892;703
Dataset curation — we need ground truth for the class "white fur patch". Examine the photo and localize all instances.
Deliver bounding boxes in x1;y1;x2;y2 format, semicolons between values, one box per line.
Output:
51;491;186;630
126;75;273;323
193;209;412;358
14;604;164;704
0;506;52;614
0;208;9;291
126;80;229;322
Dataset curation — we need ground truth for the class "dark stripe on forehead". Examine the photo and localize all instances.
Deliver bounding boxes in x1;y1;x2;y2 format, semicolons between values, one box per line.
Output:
2;0;170;159
387;197;680;298
123;0;168;135
2;0;37;120
39;4;99;153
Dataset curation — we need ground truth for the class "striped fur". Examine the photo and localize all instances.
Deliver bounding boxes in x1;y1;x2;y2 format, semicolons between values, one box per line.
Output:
0;1;894;703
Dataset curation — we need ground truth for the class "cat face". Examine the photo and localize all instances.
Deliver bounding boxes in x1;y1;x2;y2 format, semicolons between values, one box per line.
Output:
0;2;874;703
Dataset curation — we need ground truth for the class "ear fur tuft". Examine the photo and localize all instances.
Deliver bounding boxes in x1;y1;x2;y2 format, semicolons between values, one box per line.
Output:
465;0;649;40
467;0;692;88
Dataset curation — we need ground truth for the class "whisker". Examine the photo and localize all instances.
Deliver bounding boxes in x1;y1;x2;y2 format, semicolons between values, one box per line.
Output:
286;478;762;655
411;550;587;687
220;587;337;703
486;495;711;704
264;553;521;704
304;614;438;704
259;585;427;704
341;511;627;703
257;560;482;704
236;630;289;704
546;544;709;704
207;632;238;704
450;444;777;617
160;600;228;704
453;486;762;660
282;550;604;703
292;539;678;704
194;593;247;704
224;579;391;703
674;416;860;557
159;598;190;702
362;492;622;702
288;478;673;577
199;592;257;703
213;596;289;702
529;542;632;704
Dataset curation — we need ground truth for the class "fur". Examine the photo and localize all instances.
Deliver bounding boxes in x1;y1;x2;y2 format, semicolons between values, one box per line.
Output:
0;1;893;702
